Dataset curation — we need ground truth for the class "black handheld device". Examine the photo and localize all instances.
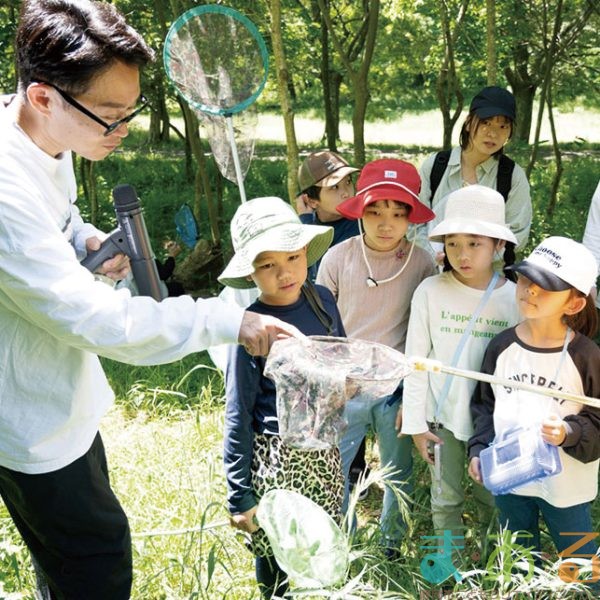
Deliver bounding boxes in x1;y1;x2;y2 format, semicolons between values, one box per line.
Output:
81;184;165;301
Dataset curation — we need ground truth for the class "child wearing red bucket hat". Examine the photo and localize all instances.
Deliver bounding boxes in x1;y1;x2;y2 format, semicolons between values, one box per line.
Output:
317;158;436;552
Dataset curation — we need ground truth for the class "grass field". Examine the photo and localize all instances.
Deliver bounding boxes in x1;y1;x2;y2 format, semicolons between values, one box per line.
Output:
255;107;600;146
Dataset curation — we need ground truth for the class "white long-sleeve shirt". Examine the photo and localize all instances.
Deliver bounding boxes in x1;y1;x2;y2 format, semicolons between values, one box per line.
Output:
401;271;520;441
0;98;243;474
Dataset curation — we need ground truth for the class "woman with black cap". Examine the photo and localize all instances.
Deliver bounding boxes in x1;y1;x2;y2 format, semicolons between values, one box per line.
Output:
416;86;532;270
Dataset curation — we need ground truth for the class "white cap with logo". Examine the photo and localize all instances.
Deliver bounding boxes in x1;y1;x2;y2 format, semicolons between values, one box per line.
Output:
509;236;598;295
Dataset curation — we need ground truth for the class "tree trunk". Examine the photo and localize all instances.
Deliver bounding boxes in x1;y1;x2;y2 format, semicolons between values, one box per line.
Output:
507;77;536;143
79;158;97;226
526;0;563;180
435;0;469;150
352;77;368;166
504;40;538;144
317;0;380;167
319;2;337;151
486;0;497;85
148;75;171;145
545;83;562;216
269;0;300;202
353;0;379;167
180;103;220;244
152;0;172;144
330;71;343;145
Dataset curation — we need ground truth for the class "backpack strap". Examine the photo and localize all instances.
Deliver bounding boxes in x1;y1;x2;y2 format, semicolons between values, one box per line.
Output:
496;154;515;203
301;280;335;335
496;154;517;279
429;150;451;205
430;150;515;205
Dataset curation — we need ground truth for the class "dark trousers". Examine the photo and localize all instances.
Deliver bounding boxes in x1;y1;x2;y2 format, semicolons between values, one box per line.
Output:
0;433;131;600
255;555;288;599
495;493;597;557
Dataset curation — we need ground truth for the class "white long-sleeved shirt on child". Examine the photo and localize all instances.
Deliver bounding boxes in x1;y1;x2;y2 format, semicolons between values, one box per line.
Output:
401;271;520;441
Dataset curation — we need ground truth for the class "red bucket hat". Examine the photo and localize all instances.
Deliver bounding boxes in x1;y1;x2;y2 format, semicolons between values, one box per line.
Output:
336;159;435;224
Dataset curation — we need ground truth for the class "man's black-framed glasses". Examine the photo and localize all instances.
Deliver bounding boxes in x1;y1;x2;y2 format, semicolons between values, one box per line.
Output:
38;81;148;136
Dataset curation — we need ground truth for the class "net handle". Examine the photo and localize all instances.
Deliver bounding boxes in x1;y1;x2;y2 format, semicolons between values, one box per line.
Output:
226;115;247;202
411;356;600;409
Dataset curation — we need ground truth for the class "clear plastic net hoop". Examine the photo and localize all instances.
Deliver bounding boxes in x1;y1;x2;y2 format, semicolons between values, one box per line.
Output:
264;336;412;450
163;5;269;116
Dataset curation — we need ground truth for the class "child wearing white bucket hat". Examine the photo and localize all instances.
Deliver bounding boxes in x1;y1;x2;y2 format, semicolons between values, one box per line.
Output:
401;184;521;557
220;197;347;599
469;236;600;567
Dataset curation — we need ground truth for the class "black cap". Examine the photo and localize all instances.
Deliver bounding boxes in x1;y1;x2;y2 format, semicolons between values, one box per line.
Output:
507;261;571;292
470;86;516;121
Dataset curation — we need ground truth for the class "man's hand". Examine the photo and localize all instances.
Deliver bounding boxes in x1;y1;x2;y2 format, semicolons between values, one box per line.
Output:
238;311;304;356
230;505;260;534
85;236;130;281
412;430;442;464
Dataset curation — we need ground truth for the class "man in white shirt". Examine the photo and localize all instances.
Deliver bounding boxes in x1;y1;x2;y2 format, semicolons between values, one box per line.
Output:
0;1;296;597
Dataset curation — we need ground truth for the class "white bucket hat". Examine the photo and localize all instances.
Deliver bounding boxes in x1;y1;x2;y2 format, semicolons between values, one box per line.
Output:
218;197;333;289
428;185;517;244
508;236;598;295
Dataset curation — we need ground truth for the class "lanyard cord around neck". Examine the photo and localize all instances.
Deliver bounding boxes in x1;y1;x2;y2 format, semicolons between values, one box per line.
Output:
358;219;415;288
433;271;500;427
552;326;572;384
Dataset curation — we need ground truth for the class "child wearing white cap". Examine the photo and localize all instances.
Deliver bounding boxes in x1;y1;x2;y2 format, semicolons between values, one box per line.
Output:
219;197;346;599
468;236;600;563
401;185;521;557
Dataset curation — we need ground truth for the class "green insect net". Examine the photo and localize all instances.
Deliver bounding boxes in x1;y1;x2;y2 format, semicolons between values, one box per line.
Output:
256;489;349;588
163;5;269;202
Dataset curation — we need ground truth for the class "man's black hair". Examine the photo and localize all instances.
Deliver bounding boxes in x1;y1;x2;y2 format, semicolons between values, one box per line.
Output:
17;0;154;95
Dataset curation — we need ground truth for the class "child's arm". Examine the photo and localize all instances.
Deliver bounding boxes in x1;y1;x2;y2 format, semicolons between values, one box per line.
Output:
315;247;339;299
548;406;600;463
230;505;259;534
412;430;443;465
547;341;600;463
401;282;434;439
541;414;567;446
223;344;262;521
468;457;483;483
467;347;498;482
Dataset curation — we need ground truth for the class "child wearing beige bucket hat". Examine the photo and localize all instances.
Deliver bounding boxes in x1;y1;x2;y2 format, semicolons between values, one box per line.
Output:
401;184;521;558
219;197;347;599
